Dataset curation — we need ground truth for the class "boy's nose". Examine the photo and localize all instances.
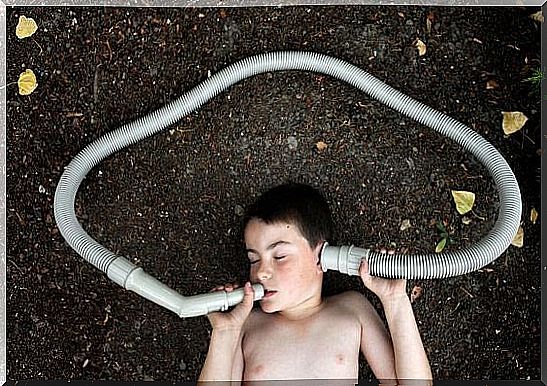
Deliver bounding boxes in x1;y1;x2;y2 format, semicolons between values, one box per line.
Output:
257;261;273;281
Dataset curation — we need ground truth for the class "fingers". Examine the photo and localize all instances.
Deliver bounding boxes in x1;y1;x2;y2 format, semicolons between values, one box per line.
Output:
209;282;241;293
359;259;371;282
229;282;255;318
360;258;369;274
378;247;409;254
240;282;255;307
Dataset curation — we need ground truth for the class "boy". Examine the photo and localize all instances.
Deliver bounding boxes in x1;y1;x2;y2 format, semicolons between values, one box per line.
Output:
198;183;432;385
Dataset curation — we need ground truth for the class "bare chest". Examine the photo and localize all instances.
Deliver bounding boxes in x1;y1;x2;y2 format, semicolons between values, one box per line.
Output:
243;311;361;380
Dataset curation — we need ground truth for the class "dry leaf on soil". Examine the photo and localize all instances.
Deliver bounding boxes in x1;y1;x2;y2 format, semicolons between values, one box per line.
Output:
451;190;475;215
411;286;423;303
400;219;411;231
316;141;327;152
486;79;499;90
511;226;524;248
530;208;538;224
415;38;427;56
435;238;447;253
16;15;38;39
529;11;544;23
18;69;37;95
426;11;435;33
502;111;528;135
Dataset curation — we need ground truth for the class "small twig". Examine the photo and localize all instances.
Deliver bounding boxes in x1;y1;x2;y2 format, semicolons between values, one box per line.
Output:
105;40;113;63
32;38;43;55
0;81;17;90
8;259;24;275
522;131;536;145
93;64;101;105
460;286;475;298
471;209;486;221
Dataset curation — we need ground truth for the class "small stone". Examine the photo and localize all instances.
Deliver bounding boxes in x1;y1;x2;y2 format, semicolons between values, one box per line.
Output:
38;185;46;194
287;136;298;150
179;359;187;371
234;204;244;217
405;157;415;169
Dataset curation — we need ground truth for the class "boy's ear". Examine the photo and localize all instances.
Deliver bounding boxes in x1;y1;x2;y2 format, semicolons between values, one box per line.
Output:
313;242;325;274
313;241;324;265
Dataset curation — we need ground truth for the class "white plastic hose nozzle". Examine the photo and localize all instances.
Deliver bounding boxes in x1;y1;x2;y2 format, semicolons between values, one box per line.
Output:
107;257;264;318
320;243;369;276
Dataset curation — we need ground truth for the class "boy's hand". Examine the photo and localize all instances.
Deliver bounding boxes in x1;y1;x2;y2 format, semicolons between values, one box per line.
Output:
359;249;407;302
206;281;255;332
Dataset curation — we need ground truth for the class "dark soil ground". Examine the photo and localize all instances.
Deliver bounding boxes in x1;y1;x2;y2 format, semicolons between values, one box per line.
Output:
6;5;541;382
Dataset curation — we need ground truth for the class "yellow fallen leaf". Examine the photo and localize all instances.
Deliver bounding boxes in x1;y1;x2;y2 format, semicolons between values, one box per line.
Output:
316;141;327;152
16;15;38;39
530;208;538;224
451;190;475;215
529;11;544;23
435;238;447;253
18;69;37;95
502;111;528;135
511;226;524;248
415;38;427;56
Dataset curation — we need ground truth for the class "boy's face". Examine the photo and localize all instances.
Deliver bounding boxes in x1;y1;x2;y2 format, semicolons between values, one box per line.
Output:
244;218;323;314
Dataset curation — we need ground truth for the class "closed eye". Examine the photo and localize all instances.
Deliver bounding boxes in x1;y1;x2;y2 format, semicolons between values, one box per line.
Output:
249;260;259;265
275;256;286;260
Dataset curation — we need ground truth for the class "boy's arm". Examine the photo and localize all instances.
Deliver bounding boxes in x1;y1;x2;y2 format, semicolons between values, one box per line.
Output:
357;293;397;381
198;282;254;385
380;293;433;384
198;328;244;385
359;260;433;385
347;291;397;382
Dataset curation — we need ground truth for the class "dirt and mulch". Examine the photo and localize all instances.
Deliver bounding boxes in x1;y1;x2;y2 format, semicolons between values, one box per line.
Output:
6;5;541;381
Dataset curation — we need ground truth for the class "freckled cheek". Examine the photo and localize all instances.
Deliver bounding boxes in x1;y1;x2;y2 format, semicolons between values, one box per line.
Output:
248;266;258;281
277;266;306;291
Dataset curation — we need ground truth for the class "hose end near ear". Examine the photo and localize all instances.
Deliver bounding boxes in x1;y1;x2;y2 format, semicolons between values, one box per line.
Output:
320;244;369;276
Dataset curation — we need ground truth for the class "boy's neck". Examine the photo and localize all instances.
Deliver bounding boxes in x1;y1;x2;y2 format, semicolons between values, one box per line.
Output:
277;293;325;321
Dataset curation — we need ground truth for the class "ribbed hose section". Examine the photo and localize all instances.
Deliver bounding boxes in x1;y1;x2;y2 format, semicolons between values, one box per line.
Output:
54;51;521;280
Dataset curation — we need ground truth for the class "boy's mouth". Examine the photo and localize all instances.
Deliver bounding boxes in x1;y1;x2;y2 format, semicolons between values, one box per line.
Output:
263;289;278;298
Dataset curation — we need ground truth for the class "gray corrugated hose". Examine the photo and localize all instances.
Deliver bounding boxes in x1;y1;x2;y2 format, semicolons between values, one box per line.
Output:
54;51;521;318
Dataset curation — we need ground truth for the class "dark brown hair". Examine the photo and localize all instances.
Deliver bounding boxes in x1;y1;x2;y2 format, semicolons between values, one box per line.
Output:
243;183;334;249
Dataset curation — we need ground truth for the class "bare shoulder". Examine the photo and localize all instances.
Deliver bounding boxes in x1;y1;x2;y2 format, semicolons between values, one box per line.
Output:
327;290;376;317
328;290;369;305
